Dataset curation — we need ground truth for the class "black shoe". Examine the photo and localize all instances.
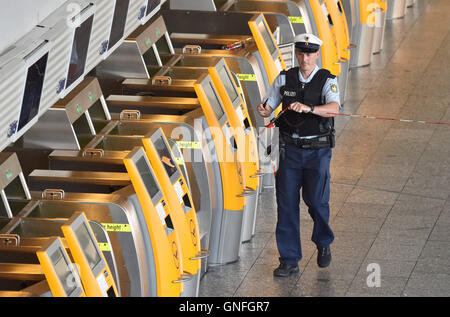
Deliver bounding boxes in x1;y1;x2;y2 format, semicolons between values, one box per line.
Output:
273;263;299;277
317;246;332;268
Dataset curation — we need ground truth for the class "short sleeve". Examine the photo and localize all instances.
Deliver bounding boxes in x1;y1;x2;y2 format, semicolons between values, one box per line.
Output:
322;77;341;108
263;73;285;110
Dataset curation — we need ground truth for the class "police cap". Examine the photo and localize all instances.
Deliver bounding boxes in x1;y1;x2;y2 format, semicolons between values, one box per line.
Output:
294;33;323;53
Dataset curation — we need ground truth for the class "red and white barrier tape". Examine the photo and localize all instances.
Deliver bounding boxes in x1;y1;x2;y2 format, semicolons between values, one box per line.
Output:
265;108;450;128
325;112;450;126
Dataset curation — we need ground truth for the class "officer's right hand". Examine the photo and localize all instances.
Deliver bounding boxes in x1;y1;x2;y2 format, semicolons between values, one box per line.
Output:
257;102;273;118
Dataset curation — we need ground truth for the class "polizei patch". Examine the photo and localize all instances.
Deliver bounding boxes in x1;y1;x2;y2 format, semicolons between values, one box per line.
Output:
283;90;297;97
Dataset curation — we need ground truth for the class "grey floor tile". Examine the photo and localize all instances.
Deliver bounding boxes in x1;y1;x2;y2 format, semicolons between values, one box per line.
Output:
337;202;392;219
402;173;450;200
405;272;450;292
241;232;273;251
389;194;445;217
346;275;409;297
419;240;450;259
330;232;376;262
290;276;352;297
428;221;450;242
402;287;450;297
331;215;385;234
414;257;450;275
345;187;399;205
382;214;438;231
199;265;250;297
300;258;363;282
233;263;299;297
376;226;432;245
358;259;416;279
366;239;426;261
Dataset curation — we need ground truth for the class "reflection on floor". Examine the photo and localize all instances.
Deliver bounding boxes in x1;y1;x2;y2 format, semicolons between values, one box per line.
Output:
199;0;450;297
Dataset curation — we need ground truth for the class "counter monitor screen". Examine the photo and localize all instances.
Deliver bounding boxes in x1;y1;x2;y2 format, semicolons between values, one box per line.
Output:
154;136;177;178
218;65;239;105
204;82;225;122
146;0;161;16
108;0;130;50
66;15;94;88
74;222;103;270
257;20;277;56
51;248;78;296
136;156;160;199
18;53;49;131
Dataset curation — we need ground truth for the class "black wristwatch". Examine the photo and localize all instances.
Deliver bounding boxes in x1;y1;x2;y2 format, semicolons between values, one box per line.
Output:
309;105;315;113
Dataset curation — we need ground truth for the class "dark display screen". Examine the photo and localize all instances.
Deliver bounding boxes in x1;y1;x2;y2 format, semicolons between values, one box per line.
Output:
135;156;160;198
257;20;277;56
108;0;130;50
204;82;225;121
66;15;94;88
154;136;177;178
218;65;239;104
74;222;102;270
18;52;48;131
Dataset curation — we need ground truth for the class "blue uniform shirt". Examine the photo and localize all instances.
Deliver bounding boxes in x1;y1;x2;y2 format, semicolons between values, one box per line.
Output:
264;65;341;110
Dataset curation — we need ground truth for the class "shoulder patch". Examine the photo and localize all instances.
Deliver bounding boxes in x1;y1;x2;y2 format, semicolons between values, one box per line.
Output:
330;84;338;93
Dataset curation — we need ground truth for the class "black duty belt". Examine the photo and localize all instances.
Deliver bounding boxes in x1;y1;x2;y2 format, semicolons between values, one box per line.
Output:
281;132;333;149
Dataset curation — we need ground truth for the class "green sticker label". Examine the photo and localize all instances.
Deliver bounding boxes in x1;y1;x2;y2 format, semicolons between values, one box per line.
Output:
101;223;131;232
288;16;304;24
176;141;201;149
175;156;184;165
98;243;111;252
236;74;257;82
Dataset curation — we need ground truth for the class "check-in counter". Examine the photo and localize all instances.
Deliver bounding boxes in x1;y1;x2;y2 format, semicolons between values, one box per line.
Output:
14;95;198;296
0;152;133;296
220;1;298;67
371;0;387;54
304;0;341;76
4;132;162;297
386;0;407;20
0;213;119;297
61;212;119;297
93;14;278;190
116;67;261;240
341;0;357;43
165;0;300;68
37;131;206;297
17;76;214;277
27;151;190;297
0;214;117;297
0;237;85;297
105;79;248;265
324;0;351;104
350;0;376;68
121;59;263;243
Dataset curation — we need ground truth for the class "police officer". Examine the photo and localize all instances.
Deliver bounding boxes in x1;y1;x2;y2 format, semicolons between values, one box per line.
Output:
257;33;340;277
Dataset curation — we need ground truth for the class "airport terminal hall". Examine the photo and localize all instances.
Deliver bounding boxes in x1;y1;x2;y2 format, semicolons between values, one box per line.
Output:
0;0;449;300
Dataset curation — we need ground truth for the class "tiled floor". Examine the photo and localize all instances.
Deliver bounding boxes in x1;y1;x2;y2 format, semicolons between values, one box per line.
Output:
199;0;450;297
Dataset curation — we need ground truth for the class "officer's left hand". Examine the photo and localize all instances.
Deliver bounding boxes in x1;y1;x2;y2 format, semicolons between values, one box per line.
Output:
289;102;312;113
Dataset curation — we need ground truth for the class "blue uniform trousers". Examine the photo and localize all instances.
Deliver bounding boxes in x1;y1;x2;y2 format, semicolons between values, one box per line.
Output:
275;143;335;265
